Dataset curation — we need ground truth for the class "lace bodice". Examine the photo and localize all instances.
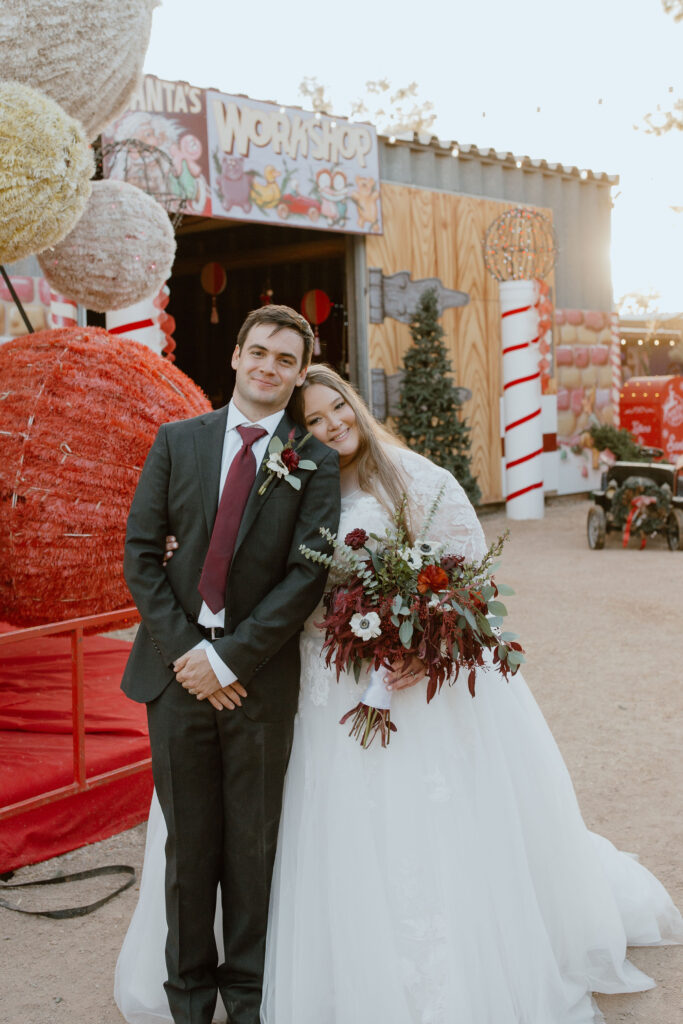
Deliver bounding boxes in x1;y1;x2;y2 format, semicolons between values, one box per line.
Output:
301;448;487;704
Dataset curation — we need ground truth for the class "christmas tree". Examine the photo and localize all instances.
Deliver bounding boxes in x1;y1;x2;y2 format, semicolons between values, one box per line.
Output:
396;287;481;505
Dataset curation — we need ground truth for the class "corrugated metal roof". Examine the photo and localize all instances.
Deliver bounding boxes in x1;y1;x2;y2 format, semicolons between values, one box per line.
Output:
379;131;618;184
377;133;617;312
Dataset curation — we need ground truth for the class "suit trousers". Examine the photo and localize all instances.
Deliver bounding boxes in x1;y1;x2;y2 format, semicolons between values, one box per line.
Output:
147;679;294;1024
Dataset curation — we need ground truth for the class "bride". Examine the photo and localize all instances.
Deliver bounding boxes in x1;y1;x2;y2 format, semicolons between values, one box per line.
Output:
116;365;682;1024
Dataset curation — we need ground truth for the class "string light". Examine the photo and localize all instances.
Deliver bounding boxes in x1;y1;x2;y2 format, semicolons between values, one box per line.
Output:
451;146;459;157
482;206;558;282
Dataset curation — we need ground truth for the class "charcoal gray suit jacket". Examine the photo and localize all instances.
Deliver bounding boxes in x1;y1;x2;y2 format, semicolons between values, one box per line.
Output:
121;405;340;722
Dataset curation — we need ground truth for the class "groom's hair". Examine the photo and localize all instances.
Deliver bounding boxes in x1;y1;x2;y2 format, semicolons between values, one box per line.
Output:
236;305;315;367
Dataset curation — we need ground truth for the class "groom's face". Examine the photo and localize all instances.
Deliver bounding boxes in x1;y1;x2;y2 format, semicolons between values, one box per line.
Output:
231;324;307;417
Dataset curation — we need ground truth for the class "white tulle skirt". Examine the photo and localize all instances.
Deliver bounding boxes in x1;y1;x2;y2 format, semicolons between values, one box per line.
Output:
115;642;682;1024
261;638;682;1024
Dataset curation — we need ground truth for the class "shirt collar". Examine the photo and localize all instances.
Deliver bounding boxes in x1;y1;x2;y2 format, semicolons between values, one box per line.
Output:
226;399;285;437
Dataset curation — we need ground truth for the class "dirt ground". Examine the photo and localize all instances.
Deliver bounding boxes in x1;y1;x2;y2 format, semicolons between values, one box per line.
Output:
1;496;681;1024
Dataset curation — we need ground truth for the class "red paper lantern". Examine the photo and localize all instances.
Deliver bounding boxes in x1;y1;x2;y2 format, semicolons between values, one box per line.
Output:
0;327;210;627
300;289;332;325
200;262;227;324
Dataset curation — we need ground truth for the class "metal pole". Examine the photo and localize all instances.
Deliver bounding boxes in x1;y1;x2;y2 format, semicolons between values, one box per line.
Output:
0;265;34;333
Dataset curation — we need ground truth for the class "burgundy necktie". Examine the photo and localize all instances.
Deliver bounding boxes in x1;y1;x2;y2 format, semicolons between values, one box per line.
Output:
198;424;267;614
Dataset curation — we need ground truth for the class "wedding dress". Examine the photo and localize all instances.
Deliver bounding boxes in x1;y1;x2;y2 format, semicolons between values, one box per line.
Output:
116;448;682;1024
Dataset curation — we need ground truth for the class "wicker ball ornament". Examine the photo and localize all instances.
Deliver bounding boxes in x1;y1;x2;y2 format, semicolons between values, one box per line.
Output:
0;81;93;264
483;206;558;282
0;327;210;627
38;180;176;312
0;0;159;141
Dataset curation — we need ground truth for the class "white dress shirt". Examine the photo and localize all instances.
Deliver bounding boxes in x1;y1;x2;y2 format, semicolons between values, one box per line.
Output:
194;401;285;687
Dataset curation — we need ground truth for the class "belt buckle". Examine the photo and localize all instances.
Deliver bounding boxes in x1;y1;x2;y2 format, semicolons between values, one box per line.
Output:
209;626;219;641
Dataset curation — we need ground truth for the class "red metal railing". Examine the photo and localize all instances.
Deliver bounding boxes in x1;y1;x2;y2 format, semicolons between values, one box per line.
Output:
0;607;149;822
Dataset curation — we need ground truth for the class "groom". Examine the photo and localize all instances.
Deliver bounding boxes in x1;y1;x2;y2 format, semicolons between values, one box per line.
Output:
121;305;340;1024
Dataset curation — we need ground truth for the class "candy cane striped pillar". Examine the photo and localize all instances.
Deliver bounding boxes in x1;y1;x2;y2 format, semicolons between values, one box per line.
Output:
609;312;621;428
500;279;544;519
106;295;164;355
48;290;78;329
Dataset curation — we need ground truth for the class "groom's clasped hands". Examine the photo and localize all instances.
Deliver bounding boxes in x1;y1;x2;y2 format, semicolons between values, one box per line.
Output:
173;649;248;711
165;532;248;712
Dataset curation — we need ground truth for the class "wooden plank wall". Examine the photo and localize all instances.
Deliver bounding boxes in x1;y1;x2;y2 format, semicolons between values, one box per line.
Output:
366;183;555;505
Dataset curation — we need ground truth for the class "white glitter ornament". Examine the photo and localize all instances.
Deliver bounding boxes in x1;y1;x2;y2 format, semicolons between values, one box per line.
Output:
38;180;176;312
0;81;93;264
0;0;159;141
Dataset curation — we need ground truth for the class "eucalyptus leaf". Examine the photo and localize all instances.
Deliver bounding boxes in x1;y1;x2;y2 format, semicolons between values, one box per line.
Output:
269;436;284;453
500;631;519;642
487;600;508;617
497;644;507;660
298;459;317;471
496;584;515;596
286;475;301;490
480;585;495;602
462;607;478;632
391;614;401;627
353;661;362;683
392;595;403;614
476;612;493;637
489;616;503;630
399;620;414;647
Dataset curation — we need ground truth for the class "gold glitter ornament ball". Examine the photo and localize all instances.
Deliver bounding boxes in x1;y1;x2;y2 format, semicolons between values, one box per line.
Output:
0;81;93;264
0;0;159;142
38;180;177;312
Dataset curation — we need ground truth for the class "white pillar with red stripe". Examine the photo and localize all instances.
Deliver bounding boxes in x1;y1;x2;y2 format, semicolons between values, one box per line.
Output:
48;290;78;329
105;295;164;354
609;311;621;428
500;279;544;519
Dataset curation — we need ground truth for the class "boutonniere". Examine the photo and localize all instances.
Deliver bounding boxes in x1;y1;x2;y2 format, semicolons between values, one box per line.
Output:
258;429;317;495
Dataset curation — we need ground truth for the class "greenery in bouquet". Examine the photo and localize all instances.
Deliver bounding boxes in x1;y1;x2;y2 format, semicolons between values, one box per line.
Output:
300;486;525;708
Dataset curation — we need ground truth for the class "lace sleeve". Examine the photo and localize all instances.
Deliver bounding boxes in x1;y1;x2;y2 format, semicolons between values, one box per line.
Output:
395;448;488;563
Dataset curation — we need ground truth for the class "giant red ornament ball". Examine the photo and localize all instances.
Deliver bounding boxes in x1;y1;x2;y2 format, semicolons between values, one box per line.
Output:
0;327;210;627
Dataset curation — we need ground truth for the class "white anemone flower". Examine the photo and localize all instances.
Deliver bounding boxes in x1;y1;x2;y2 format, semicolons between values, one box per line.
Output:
417;540;440;558
349;611;382;641
266;452;289;478
398;546;423;570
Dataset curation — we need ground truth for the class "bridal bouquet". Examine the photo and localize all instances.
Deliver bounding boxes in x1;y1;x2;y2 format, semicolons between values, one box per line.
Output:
300;487;525;749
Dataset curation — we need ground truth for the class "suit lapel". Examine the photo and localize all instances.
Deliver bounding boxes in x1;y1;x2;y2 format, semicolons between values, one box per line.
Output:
233;411;303;557
192;405;230;536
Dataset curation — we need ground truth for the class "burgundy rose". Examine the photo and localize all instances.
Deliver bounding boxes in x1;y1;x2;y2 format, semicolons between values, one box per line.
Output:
281;447;300;471
345;528;368;550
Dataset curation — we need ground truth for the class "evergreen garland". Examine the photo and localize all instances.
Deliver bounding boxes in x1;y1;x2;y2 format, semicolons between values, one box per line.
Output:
588;424;651;463
396;288;480;505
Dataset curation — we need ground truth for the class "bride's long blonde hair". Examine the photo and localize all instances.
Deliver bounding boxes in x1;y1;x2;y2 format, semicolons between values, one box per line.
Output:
290;364;410;524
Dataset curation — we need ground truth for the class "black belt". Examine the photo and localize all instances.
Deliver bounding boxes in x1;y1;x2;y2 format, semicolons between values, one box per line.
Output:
197;625;225;640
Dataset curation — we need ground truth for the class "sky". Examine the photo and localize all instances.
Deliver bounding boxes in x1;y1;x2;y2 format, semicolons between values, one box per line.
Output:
143;0;683;313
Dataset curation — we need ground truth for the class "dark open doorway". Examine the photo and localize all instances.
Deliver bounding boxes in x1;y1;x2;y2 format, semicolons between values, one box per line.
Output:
169;219;349;408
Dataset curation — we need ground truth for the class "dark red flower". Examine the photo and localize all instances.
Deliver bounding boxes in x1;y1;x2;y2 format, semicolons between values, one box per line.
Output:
417;564;449;594
345;528;368;550
281;447;300;471
441;554;464;572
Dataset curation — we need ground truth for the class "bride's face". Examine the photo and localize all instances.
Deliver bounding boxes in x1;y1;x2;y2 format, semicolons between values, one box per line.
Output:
302;384;361;467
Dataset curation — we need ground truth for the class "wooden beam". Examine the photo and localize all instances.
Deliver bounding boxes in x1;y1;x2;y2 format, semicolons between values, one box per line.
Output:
173;237;347;276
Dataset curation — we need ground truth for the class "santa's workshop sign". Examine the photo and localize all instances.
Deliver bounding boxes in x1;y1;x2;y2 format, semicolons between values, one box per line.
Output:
102;75;383;236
